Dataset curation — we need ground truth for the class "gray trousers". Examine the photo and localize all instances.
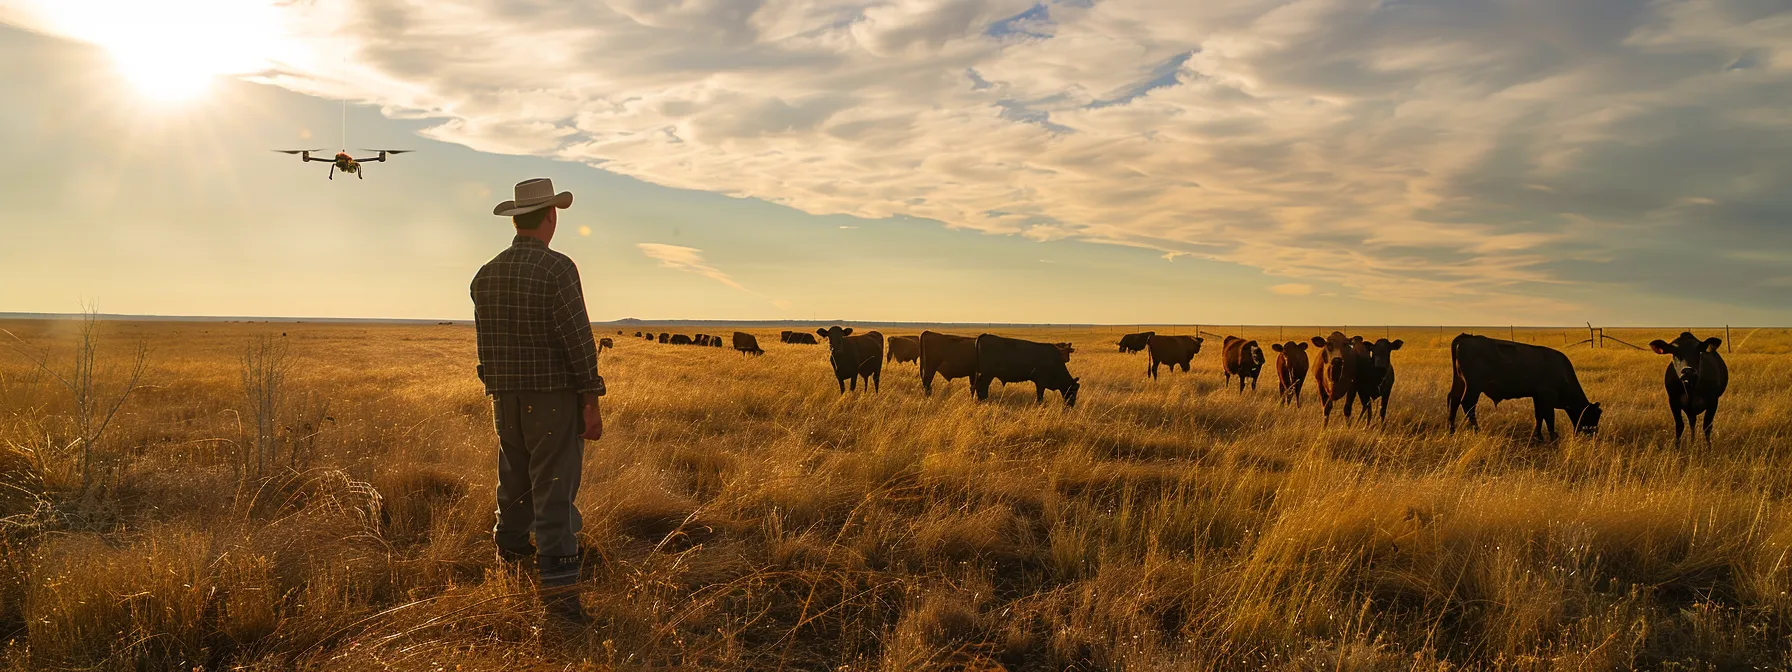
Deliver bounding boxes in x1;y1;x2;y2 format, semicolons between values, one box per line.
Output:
492;391;584;563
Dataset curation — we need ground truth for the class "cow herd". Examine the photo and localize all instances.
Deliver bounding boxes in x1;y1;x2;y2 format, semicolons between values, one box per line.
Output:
616;325;1733;444
1112;329;1730;444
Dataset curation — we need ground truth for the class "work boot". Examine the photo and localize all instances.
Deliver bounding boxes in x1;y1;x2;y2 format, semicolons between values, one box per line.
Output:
496;544;536;570
539;554;592;626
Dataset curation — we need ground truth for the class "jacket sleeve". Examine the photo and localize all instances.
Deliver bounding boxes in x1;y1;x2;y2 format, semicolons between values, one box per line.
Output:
551;261;605;396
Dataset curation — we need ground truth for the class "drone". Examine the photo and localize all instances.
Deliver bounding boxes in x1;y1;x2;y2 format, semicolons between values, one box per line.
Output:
273;149;413;180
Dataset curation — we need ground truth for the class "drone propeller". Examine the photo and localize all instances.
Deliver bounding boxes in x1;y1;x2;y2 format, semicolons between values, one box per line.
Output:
359;149;414;154
273;149;328;154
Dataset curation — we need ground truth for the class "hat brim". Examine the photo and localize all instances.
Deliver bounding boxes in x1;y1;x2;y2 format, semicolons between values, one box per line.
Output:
493;191;573;217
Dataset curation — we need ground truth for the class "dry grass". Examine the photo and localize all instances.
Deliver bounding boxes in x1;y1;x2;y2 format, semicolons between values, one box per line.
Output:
1;320;1790;670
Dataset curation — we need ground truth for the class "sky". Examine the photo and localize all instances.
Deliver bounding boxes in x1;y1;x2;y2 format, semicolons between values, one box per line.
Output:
0;0;1788;326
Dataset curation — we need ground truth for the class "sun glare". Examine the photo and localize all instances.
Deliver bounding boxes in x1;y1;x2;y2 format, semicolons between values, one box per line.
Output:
27;0;283;103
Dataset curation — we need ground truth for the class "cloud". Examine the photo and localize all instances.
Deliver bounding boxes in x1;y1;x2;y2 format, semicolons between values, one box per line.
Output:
10;0;1790;319
1269;283;1312;296
637;243;747;291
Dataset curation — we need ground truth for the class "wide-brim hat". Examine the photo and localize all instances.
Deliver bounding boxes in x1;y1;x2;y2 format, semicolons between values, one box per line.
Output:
493;178;574;217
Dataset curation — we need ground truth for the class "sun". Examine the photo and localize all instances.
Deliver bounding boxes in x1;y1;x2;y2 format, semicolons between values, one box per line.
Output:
23;0;283;103
109;42;224;102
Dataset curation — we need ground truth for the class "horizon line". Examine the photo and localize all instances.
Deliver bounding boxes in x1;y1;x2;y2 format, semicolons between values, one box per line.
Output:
0;312;1775;331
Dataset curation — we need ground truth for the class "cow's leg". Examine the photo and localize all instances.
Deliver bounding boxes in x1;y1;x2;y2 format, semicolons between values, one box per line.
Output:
838;377;846;394
872;369;881;393
973;372;991;401
1379;394;1389;426
1148;358;1158;380
1702;399;1718;447
1670;400;1685;445
1343;390;1355;421
1180;361;1190;373
1322;397;1333;427
1035;382;1046;403
921;367;935;396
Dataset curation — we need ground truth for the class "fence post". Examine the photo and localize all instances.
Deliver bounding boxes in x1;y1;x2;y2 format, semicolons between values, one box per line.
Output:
1726;325;1732;353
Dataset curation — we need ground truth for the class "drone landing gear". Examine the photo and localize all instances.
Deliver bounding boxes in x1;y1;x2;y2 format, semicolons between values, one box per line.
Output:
356;171;363;180
329;166;335;180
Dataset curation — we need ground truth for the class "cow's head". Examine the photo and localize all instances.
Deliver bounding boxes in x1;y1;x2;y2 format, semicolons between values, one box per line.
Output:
1191;337;1205;353
1241;340;1264;374
1311;332;1355;372
1055;343;1075;363
1575;402;1603;434
816;326;853;343
1362;338;1403;370
1650;332;1721;389
1064;377;1081;407
1270;341;1309;358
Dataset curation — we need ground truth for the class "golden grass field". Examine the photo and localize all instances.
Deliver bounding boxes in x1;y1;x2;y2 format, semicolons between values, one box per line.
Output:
1;319;1791;670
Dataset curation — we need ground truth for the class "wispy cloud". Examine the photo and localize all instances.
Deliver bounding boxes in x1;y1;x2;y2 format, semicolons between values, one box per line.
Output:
637;243;746;291
1269;283;1313;297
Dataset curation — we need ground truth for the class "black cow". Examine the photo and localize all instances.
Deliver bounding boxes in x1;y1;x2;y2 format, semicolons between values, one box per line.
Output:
1449;333;1602;440
789;332;819;345
1117;331;1154;353
1352;338;1402;425
818;326;883;393
1651;332;1728;445
670;334;693;345
733;332;764;356
658;333;669;344
974;334;1080;406
1146;335;1202;380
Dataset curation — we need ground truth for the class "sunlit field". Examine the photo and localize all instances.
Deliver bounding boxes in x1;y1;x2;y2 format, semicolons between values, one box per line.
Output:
2;319;1790;670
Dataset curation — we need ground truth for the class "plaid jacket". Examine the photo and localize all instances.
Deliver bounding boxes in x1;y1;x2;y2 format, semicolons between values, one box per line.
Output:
471;236;605;396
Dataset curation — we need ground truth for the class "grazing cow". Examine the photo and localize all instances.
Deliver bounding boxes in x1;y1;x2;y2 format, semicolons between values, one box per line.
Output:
732;332;764;356
658;333;669;344
1054;342;1075;362
887;335;921;364
693;334;707;346
920;331;978;396
779;330;795;344
1145;335;1203;379
1310;332;1361;426
818;326;883;393
643;334;654;342
974;334;1080;406
670;334;693;346
1651;332;1728;445
633;331;642;338
598;337;613;352
1449;334;1602;441
789;332;820;345
1352;339;1403;425
1270;342;1309;406
712;338;723;348
1117;331;1155;353
1222;336;1265;392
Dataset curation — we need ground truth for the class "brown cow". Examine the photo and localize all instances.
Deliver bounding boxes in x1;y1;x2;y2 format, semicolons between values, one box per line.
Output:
712;338;723;348
1270;341;1309;406
1352;338;1403;425
1117;331;1154;353
1310;331;1361;426
790;332;820;345
1222;336;1264;392
1053;342;1074;362
598;337;614;352
658;333;669;344
818;326;883;393
887;335;921;364
1146;335;1203;379
920;331;978;396
732;332;764;356
1449;333;1602;440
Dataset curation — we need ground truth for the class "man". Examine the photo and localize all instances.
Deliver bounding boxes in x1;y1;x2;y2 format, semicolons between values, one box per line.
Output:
471;178;604;624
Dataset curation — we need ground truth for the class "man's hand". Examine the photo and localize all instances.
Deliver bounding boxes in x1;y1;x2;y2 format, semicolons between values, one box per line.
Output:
580;393;604;441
